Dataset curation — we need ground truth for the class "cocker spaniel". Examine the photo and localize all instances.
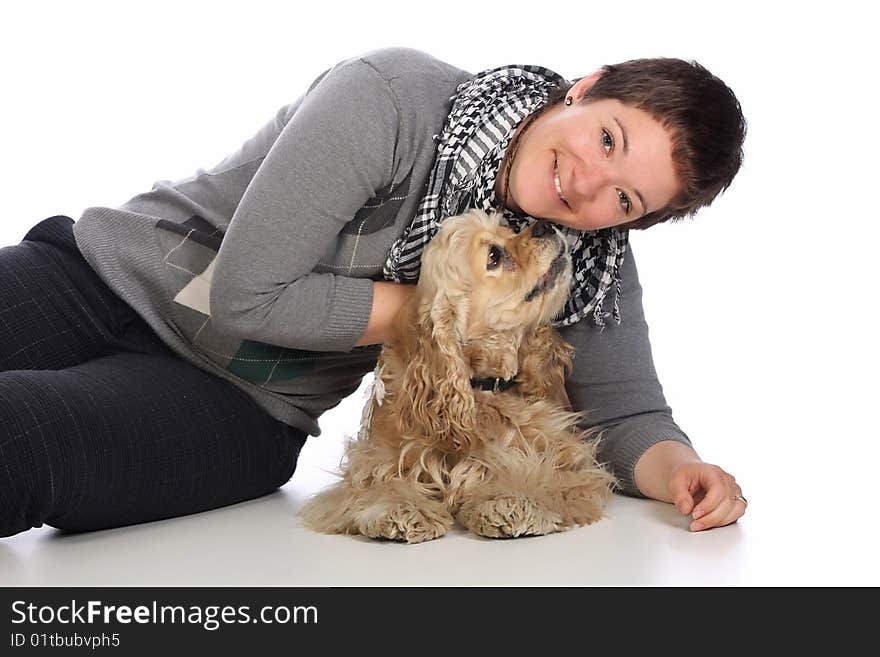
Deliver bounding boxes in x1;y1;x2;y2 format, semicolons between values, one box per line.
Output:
298;209;617;542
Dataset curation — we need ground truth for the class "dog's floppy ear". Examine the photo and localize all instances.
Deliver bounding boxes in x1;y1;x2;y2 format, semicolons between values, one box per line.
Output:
393;221;477;450
395;287;475;451
518;325;576;410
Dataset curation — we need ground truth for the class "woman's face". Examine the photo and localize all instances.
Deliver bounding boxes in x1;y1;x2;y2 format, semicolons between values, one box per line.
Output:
496;76;682;231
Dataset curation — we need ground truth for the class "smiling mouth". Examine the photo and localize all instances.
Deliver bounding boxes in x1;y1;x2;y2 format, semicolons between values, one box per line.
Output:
554;155;570;209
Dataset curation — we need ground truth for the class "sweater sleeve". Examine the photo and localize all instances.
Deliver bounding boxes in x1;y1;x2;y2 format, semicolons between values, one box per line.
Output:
208;56;400;353
557;242;696;497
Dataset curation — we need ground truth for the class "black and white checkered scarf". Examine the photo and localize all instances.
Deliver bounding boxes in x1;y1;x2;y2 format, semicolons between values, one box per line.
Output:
382;63;629;329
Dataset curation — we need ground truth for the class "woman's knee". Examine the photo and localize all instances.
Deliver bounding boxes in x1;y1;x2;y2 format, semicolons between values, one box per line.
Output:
273;426;309;489
0;372;63;537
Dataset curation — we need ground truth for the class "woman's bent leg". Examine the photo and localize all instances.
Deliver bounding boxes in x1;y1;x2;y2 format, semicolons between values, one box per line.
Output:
0;350;307;538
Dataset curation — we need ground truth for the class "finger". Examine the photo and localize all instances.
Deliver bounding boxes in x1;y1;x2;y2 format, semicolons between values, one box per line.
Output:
692;491;748;531
726;495;748;523
718;503;745;528
690;487;731;530
671;473;707;516
711;486;748;528
690;472;728;521
690;498;735;531
702;500;747;530
669;481;694;515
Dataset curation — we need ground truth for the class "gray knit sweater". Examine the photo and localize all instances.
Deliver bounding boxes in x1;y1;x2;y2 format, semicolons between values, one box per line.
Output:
72;47;693;497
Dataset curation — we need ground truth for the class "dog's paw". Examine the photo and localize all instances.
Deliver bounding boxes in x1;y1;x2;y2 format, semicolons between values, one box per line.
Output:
457;494;566;539
560;484;610;526
357;501;453;544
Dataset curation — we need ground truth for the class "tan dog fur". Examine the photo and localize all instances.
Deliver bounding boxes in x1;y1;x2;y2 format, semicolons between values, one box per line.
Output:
298;209;617;542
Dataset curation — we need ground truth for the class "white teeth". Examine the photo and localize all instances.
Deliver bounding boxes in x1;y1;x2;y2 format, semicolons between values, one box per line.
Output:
554;163;569;207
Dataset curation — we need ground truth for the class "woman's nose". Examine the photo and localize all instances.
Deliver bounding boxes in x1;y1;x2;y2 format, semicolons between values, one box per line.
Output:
570;161;610;201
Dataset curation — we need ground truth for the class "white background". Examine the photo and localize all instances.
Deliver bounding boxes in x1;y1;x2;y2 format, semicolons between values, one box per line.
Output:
1;1;878;585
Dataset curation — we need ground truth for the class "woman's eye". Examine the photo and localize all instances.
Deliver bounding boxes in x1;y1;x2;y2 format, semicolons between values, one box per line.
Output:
602;129;614;154
618;190;632;214
487;245;502;270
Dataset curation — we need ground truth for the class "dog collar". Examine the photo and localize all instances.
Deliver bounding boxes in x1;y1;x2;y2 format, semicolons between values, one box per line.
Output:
470;376;519;393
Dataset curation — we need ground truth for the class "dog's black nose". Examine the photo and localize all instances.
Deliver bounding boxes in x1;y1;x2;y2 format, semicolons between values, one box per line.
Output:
531;220;554;238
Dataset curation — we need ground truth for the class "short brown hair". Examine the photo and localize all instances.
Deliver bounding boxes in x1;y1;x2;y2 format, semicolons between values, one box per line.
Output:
510;58;746;230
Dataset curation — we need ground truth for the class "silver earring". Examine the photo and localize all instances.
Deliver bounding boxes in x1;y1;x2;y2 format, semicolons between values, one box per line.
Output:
565;96;573;106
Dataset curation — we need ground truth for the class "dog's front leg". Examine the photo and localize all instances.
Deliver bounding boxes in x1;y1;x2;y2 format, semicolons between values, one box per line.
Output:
299;478;453;544
298;437;454;544
347;478;454;544
454;436;614;539
456;480;568;539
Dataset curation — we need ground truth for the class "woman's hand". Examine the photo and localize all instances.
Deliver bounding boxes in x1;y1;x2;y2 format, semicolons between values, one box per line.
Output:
669;462;747;532
633;440;747;532
355;282;417;347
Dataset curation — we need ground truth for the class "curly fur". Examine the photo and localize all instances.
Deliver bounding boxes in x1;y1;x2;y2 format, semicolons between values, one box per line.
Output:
299;209;618;542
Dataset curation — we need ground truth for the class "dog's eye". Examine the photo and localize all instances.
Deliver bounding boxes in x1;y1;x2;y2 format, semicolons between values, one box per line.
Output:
487;245;503;270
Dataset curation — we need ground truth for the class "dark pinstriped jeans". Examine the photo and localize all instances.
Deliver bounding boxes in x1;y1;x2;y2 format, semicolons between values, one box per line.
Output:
0;215;307;538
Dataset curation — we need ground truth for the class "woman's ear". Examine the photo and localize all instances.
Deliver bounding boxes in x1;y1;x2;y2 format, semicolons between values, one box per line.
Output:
395;289;475;450
570;70;605;101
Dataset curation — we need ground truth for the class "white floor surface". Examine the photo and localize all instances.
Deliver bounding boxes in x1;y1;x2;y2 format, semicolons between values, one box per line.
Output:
2;375;877;588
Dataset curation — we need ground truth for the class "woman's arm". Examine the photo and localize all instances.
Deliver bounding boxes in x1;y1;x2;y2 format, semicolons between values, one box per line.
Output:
208;55;401;353
557;241;696;497
558;243;746;530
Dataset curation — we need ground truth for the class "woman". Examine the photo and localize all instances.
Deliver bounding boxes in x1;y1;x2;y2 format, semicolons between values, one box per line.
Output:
0;47;746;538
